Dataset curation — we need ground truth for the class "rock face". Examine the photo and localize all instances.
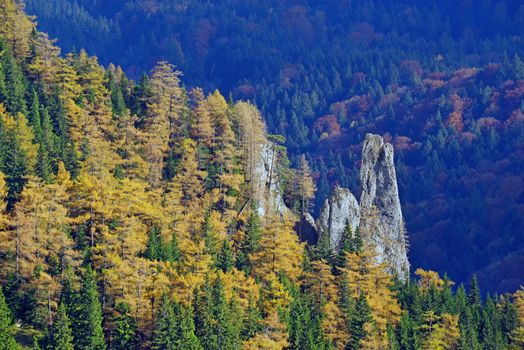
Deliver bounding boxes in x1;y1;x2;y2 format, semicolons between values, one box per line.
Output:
317;187;360;251
252;142;291;218
317;134;409;279
359;133;409;279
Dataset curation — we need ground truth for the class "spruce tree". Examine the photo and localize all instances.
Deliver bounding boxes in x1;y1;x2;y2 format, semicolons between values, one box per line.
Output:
236;207;261;272
110;302;137;350
144;225;164;261
0;286;18;350
336;220;352;267
195;277;240;350
216;239;234;272
46;303;74;350
348;292;372;350
73;267;106;350
152;294;177;350
166;231;180;263
173;302;202;350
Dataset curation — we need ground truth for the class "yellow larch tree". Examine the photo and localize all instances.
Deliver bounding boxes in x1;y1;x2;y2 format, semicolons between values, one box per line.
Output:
415;268;451;293
340;248;402;349
243;310;289;350
0;0;34;59
0;105;39;172
419;311;460;350
234;102;267;184
142;61;184;186
27;31;61;91
511;287;524;349
190;87;214;149
305;259;348;348
8;163;79;324
250;217;304;284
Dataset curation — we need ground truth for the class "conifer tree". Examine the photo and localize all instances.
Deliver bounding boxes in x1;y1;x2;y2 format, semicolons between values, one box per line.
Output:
73;267;106;350
194;277;240;350
152;294;177;350
216;239;235;273
0;286;18;350
236;207;262;273
110;302;138;350
45;303;74;350
348;292;372;350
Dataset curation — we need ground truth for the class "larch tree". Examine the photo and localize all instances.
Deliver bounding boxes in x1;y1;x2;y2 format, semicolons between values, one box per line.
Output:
511;287;524;349
249;218;304;284
142;61;184;186
419;311;460;350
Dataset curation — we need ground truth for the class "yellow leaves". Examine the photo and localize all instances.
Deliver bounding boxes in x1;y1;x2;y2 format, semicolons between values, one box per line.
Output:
339;248;402;348
415;268;452;292
260;273;292;315
322;300;349;348
0;106;38;172
304;259;349;348
207;90;228;116
419;311;460;350
217;268;260;310
250;218;304;284
511;287;524;348
243;310;289;350
0;0;35;59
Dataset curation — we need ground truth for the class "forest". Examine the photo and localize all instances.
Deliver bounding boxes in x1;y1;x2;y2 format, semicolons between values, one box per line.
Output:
23;0;524;293
0;0;523;349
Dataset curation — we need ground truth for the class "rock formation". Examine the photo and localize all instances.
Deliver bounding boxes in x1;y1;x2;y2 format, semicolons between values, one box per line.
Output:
317;133;409;279
317;187;360;251
252;141;292;218
359;133;409;279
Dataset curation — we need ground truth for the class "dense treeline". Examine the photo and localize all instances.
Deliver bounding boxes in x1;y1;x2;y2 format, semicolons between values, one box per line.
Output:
24;0;524;292
0;1;523;349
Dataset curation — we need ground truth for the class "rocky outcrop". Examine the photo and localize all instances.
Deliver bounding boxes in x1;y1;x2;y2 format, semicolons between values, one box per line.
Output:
252;142;292;218
317;187;360;251
317;134;409;279
359;133;409;279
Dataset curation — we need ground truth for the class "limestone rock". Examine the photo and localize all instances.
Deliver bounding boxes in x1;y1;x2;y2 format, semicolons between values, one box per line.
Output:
359;133;409;279
317;187;360;251
252;142;291;218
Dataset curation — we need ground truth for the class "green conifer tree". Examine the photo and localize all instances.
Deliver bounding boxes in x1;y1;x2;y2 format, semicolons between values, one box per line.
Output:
46;303;74;350
0;286;18;350
216;239;234;273
110;302;137;350
73;267;106;350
